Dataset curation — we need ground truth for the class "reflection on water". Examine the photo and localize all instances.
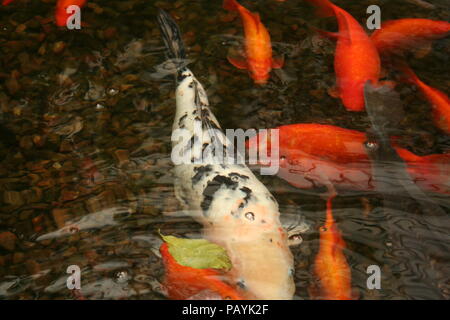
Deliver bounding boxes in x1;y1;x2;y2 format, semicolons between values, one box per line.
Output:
0;0;449;299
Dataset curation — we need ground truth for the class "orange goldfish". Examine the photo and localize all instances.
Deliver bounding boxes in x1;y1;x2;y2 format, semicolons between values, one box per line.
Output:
247;124;450;194
160;243;245;300
398;64;450;134
371;19;450;56
314;195;352;300
55;0;87;27
306;0;381;111
2;0;14;5
223;0;283;84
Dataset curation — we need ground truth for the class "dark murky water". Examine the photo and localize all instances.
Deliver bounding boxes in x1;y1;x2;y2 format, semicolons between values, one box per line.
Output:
0;0;449;300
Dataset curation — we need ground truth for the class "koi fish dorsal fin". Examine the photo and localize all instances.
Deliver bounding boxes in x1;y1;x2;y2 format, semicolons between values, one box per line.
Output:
272;56;284;69
227;55;248;69
314;28;340;41
336;11;353;45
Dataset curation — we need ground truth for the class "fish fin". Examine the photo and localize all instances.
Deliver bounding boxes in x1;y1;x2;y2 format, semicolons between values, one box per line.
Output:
271;56;284;69
157;9;187;61
327;86;340;98
336;11;352;45
227;55;248;69
378;80;397;89
395;62;421;86
314;28;339;41
223;0;239;11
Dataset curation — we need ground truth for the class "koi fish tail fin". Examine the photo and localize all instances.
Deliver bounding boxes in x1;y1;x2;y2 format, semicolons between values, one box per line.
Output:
305;0;335;18
395;62;421;86
157;9;187;70
223;0;240;11
399;149;450;194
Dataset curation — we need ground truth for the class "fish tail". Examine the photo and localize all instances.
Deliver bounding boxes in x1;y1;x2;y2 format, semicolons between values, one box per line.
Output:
394;61;423;88
305;0;335;18
157;9;187;62
223;0;240;11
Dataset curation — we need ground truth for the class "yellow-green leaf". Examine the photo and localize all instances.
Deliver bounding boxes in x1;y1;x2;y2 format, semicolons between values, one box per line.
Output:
160;234;232;271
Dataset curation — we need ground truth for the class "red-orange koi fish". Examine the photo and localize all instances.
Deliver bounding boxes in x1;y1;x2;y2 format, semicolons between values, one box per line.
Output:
223;0;283;84
306;0;381;111
399;64;450;134
247;123;450;194
314;195;352;300
371;18;450;56
160;243;245;300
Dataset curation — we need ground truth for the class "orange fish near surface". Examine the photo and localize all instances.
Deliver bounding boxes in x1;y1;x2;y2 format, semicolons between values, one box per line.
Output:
55;0;87;27
223;0;283;84
306;0;381;111
160;243;245;300
247;124;450;194
314;195;352;300
2;0;14;5
371;19;450;56
399;64;450;134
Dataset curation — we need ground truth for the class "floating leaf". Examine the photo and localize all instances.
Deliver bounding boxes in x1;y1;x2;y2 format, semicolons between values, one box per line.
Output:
160;233;232;271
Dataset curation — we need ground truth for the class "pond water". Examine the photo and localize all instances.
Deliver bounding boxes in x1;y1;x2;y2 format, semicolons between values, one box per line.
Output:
0;0;449;300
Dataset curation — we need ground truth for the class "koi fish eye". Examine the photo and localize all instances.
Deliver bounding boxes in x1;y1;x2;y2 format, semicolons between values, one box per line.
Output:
245;212;255;221
288;233;302;241
236;280;246;289
364;140;378;151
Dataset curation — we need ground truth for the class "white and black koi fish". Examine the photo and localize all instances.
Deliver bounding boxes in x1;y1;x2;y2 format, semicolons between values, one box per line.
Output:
157;10;295;300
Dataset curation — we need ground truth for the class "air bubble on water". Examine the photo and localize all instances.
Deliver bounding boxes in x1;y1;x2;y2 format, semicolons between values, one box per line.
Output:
385;241;392;247
245;212;255;221
95;103;105;110
69;226;79;234
107;88;119;96
115;270;129;284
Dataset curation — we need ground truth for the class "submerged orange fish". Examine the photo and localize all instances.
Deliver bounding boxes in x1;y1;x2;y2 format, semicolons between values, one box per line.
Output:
223;0;283;84
306;0;381;111
371;18;450;56
160;243;245;300
2;0;14;5
398;64;450;134
314;195;352;300
247;123;450;194
55;0;87;27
